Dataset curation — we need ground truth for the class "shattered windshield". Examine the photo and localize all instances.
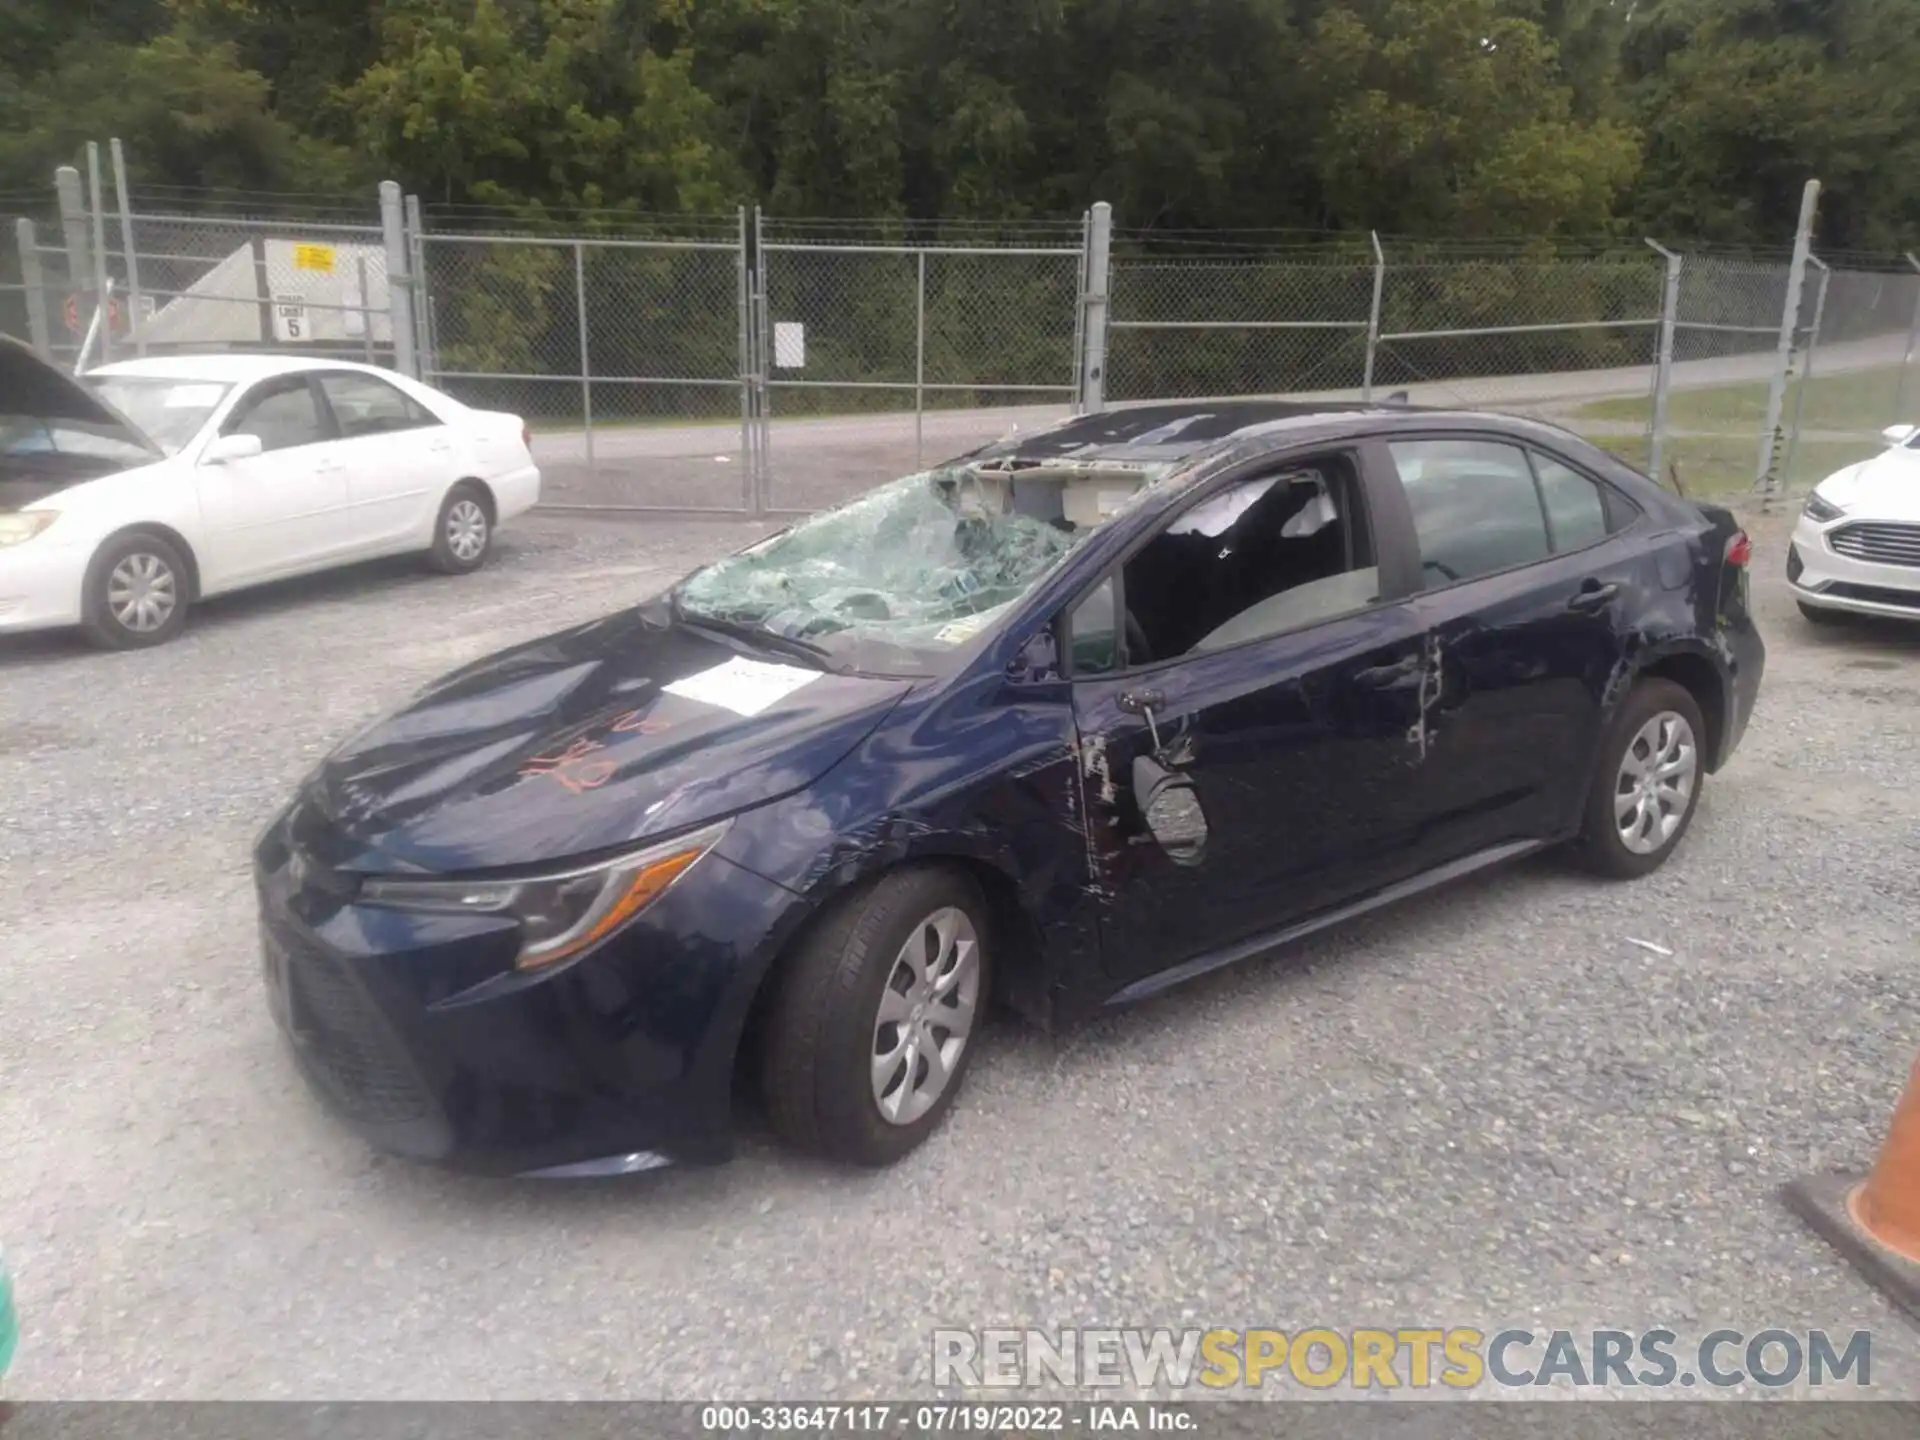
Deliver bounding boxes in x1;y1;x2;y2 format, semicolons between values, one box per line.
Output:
674;461;1168;672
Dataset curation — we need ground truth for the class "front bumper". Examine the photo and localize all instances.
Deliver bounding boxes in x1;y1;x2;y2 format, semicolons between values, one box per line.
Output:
0;539;86;634
254;800;798;1176
1787;515;1920;620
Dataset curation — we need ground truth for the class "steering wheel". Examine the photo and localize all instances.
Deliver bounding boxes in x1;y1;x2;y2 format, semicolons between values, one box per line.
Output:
1423;560;1461;583
1124;610;1153;665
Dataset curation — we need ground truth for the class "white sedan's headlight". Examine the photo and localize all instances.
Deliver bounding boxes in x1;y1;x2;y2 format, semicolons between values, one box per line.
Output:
1803;492;1845;523
0;512;58;547
357;820;729;971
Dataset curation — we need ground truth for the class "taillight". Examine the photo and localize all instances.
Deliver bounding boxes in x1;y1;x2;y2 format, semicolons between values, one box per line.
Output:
521;422;533;451
1724;531;1752;567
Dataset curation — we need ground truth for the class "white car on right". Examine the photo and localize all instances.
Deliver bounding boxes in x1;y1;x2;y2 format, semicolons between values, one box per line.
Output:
1788;422;1920;623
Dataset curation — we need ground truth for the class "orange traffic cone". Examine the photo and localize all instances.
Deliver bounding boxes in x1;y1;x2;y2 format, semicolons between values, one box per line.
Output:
1785;1053;1920;1323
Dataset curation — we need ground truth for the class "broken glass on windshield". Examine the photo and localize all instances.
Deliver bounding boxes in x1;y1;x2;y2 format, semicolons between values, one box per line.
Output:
674;461;1170;660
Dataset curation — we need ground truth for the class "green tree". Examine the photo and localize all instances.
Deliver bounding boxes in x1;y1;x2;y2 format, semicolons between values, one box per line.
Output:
1304;0;1640;236
1622;0;1920;250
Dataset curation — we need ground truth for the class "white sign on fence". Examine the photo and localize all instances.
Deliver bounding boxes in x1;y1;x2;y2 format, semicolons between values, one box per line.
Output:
271;294;310;343
774;322;806;369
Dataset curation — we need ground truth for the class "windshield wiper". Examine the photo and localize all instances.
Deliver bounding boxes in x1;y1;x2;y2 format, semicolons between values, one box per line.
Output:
670;598;848;673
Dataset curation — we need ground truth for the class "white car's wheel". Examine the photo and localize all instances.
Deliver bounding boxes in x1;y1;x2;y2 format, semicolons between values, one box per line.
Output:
81;532;192;650
427;484;493;575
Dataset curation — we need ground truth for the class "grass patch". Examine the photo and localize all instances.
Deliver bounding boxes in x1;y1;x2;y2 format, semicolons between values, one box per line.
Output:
1573;364;1911;434
1572;430;1879;500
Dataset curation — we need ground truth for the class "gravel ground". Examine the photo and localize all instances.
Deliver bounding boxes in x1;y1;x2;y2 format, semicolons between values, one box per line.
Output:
0;503;1917;1402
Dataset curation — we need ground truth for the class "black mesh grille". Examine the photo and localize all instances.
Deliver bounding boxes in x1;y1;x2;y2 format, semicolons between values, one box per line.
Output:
1786;545;1804;583
1824;582;1920;612
277;930;437;1127
1830;523;1920;569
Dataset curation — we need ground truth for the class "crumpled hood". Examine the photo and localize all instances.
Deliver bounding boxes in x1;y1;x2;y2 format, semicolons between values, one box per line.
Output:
300;604;913;874
1817;446;1920;520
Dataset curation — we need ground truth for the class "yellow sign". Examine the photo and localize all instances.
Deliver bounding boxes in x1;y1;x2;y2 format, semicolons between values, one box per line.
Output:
291;244;336;273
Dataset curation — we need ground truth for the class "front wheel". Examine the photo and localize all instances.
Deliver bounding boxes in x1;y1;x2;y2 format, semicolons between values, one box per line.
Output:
427;483;493;575
81;532;192;649
1571;678;1707;879
760;868;992;1166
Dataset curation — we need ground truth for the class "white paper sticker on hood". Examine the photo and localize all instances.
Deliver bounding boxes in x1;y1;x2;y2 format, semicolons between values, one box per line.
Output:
663;656;823;717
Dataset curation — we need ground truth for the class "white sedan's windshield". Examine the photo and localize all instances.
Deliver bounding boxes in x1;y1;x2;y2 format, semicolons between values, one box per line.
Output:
89;377;233;456
675;463;1166;666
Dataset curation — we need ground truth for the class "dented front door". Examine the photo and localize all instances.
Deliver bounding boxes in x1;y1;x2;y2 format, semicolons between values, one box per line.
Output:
1072;600;1436;991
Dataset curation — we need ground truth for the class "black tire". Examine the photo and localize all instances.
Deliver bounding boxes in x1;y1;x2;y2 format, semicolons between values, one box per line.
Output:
1797;599;1847;625
1570;678;1708;880
760;867;993;1166
80;531;192;650
426;482;493;575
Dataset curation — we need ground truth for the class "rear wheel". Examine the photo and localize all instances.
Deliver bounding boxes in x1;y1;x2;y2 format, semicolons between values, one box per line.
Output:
81;532;192;649
427;483;492;574
760;867;991;1166
1571;678;1706;879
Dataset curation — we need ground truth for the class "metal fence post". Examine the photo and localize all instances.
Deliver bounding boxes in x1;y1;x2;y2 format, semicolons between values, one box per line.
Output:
85;143;112;363
1757;179;1820;511
1069;210;1090;415
1783;255;1831;482
15;219;51;357
915;249;927;467
109;138;144;355
1079;201;1112;413
355;255;376;364
250;236;273;344
753;205;773;514
1897;252;1920;422
574;240;594;479
54;165;90;325
404;193;431;373
379;181;417;378
735;205;755;510
1644;239;1682;486
1362;231;1386;401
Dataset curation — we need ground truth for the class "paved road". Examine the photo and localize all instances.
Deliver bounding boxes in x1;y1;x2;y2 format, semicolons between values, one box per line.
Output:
531;333;1914;514
1;506;1917;1400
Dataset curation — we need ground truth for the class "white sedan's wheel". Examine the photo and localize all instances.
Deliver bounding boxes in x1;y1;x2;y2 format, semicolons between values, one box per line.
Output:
82;532;192;650
427;484;493;574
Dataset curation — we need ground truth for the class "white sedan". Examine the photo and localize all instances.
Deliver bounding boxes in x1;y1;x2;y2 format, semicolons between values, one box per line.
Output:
1788;422;1920;624
0;341;540;648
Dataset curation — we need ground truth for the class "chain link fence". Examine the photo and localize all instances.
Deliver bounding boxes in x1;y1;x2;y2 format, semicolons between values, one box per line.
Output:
6;150;1917;520
755;222;1086;513
415;227;751;513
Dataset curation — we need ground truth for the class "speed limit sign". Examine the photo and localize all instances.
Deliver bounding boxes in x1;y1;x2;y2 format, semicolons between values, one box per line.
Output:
271;294;309;343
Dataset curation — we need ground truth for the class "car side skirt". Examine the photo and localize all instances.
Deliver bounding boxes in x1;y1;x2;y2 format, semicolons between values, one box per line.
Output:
1100;837;1550;1009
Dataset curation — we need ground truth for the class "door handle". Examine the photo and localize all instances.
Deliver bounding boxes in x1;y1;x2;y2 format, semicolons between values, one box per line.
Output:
1353;655;1422;691
1567;582;1620;613
1117;688;1165;716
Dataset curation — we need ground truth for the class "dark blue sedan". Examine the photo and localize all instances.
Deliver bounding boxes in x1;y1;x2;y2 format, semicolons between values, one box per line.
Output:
255;401;1766;1177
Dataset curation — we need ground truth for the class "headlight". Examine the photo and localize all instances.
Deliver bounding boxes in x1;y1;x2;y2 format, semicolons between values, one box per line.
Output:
358;820;729;971
1803;493;1845;523
0;512;58;547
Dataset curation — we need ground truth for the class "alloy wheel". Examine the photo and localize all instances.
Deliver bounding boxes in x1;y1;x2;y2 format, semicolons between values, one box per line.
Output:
107;551;178;634
870;906;982;1126
1614;710;1698;855
446;500;489;562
